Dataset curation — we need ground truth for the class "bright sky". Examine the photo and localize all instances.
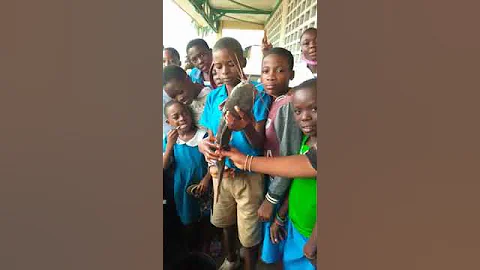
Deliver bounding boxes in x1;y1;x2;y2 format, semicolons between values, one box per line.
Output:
163;0;265;73
163;0;199;62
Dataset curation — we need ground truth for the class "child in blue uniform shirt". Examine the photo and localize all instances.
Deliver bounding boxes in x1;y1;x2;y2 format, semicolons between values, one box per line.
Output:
186;38;213;89
163;100;213;252
198;37;272;270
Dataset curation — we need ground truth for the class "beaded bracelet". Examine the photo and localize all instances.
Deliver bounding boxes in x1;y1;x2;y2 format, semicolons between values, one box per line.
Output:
243;155;249;170
276;213;286;223
274;217;285;227
248;155;254;172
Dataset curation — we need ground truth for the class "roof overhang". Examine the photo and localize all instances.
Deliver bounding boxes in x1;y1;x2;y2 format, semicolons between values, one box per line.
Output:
172;0;281;32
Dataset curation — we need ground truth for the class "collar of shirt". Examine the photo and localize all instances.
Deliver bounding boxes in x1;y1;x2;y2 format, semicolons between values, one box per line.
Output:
176;129;206;146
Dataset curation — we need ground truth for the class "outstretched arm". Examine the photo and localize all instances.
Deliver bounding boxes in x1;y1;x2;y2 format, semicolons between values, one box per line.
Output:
219;147;317;178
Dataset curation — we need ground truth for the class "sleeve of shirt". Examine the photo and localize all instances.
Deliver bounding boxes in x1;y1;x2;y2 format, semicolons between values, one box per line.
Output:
162;137;167;154
162;137;171;169
199;93;213;131
305;147;317;171
265;102;295;203
252;91;272;122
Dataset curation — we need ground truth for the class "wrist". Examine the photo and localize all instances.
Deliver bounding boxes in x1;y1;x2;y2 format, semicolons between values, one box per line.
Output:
265;193;279;205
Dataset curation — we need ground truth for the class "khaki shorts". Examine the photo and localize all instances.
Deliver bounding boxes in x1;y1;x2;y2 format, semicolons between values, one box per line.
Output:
210;168;264;248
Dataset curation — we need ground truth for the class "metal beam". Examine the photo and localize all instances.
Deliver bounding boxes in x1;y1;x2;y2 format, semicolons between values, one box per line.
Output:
228;0;271;13
223;14;264;26
188;0;224;32
213;9;271;15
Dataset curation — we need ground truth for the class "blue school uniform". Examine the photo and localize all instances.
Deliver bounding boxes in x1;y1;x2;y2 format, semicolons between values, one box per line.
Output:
163;129;209;225
199;82;272;170
188;67;213;89
283;219;315;270
260;206;286;264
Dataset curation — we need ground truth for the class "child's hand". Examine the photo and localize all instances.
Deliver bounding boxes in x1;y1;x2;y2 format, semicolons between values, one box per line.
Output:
270;221;286;244
225;106;254;131
218;147;247;170
261;31;273;55
209;165;235;179
166;129;179;149
197;176;211;195
198;130;220;163
303;237;317;267
258;199;275;222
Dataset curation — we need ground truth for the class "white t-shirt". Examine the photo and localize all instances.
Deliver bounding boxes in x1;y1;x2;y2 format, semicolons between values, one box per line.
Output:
289;61;317;88
190;87;211;125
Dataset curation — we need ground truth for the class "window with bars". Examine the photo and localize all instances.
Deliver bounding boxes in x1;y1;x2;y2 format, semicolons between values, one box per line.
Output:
265;0;317;63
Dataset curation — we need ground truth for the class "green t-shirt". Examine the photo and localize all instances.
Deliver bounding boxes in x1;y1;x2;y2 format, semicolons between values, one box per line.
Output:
288;135;317;237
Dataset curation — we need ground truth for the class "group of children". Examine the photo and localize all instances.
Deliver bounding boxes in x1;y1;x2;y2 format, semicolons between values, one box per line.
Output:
163;27;318;270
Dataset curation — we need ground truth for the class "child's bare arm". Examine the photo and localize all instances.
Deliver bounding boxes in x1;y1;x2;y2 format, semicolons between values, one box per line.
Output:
270;194;289;244
163;130;178;169
218;147;316;177
162;150;173;169
304;221;318;266
277;194;289;218
197;171;212;195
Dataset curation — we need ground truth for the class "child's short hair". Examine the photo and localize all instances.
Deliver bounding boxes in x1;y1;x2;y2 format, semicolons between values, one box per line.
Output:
162;65;187;86
186;38;210;53
264;47;295;71
292;78;317;93
164;47;181;60
301;28;317;39
164;99;184;117
164;99;196;122
213;37;244;59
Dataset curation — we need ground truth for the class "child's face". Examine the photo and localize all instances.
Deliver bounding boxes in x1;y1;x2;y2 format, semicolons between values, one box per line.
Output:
301;30;317;62
165;102;193;131
187;45;213;74
261;54;294;97
163;50;181;67
211;68;223;86
212;48;245;88
164;78;197;105
292;87;317;137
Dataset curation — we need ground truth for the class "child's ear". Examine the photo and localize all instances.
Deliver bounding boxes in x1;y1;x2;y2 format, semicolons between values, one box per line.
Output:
290;70;295;80
241;57;247;68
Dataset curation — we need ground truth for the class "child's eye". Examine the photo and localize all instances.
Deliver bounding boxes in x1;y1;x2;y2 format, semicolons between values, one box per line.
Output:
294;109;301;115
312;107;317;112
262;69;268;74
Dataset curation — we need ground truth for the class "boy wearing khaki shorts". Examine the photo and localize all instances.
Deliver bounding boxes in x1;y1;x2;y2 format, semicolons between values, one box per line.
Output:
198;37;272;270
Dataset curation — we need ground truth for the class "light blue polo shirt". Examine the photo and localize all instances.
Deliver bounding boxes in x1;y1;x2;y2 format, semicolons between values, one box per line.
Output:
188;67;213;88
199;82;272;170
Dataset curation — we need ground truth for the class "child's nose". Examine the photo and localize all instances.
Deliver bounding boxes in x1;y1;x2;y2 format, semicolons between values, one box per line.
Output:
301;112;312;120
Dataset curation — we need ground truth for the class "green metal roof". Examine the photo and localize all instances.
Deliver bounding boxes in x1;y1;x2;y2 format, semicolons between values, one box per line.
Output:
173;0;280;32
